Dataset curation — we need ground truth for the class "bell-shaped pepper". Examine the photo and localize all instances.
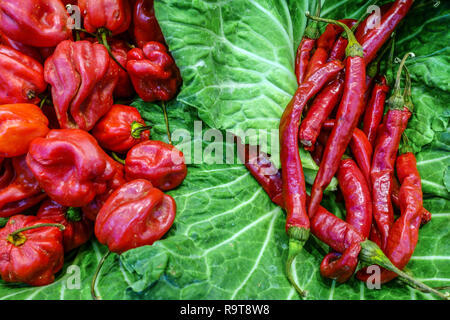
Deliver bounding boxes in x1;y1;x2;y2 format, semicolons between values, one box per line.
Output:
0;46;47;105
0;0;71;47
0;104;49;157
79;0;132;36
95;179;176;254
0;155;46;218
37;200;93;252
0;215;64;286
133;0;166;48
26;129;118;208
126;41;182;102
92;105;151;154
125;140;187;191
110;40;134;98
44;40;119;131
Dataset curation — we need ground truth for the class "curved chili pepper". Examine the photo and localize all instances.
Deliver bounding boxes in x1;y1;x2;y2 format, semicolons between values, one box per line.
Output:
363;76;390;146
0;0;71;47
127;41;182;102
44;40;119;131
328;20;358;62
312;140;325;166
280;59;344;295
355;3;391;41
360;0;413;64
0;155;46;218
0;30;42;62
0;104;49;158
133;0;166;48
125;140;187;191
92;105;151;154
95;179;176;254
26;129;119;208
110;40;134;98
307;16;366;219
0;45;47;105
37;200;93;252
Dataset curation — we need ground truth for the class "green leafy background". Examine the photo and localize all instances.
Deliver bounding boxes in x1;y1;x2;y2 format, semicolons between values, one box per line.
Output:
1;0;448;300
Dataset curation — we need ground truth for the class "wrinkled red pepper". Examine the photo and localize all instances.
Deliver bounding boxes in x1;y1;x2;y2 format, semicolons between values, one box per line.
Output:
0;158;13;189
0;30;42;62
133;0;166;48
110;40;134;98
44;40;119;131
95;179;176;254
127;41;182;102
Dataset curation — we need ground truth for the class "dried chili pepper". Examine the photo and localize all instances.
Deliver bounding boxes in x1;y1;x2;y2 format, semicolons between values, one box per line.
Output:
92;105;151;154
280;59;344;295
44;40;119;131
0;104;49;157
133;0;166;48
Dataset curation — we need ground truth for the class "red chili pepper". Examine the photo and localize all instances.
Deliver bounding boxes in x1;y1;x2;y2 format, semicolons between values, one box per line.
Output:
37;200;93;252
280;59;344;295
363;76;390;146
0;45;47;105
0;158;13;189
0;155;46;218
127;41;182;102
312;140;325;166
0;104;50;157
44;40;119;131
0;0;71;47
307;16;366;219
327;20;358;62
0;30;42;62
95;179;176;254
360;0;413;64
92;105;151;154
355;3;392;41
110;40;134;98
133;0;166;48
26;129;120;208
125;140;187;191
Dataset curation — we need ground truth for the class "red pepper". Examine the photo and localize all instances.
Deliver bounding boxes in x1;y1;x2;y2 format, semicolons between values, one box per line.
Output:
127;41;181;102
311;140;325;166
133;0;166;48
327;20;358;62
308;17;366;219
0;155;46;218
0;0;71;47
363;76;390;146
355;3;392;41
0;158;13;189
44;40;119;131
26;129;119;208
0;104;49;157
95;179;176;254
0;215;64;286
0;46;47;105
92;105;151;154
79;0;132;36
110;40;134;98
37;200;93;252
125;140;187;191
0;30;42;62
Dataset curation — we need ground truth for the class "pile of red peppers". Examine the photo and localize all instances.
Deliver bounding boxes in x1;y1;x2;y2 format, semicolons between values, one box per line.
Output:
0;0;187;293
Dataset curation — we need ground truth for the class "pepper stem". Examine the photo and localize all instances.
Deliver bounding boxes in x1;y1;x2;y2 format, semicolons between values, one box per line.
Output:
161;102;172;145
285;227;310;297
91;251;112;300
66;207;82;222
98;29;127;73
130;121;152;140
111;152;126;165
403;66;414;112
7;223;65;247
359;240;449;300
305;13;363;57
387;52;414;110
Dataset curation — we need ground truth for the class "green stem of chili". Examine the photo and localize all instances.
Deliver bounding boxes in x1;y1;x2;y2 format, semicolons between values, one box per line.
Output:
130;121;152;139
99;29;127;73
303;1;321;39
285;227;309;298
111;152;126;165
8;223;65;246
91;251;112;300
387;52;414;110
161;102;172;145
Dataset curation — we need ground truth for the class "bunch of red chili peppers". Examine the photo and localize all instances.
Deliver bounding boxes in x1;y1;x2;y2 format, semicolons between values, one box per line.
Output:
238;0;449;300
0;0;187;297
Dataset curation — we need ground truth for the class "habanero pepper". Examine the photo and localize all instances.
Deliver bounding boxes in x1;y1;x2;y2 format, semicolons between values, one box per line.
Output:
0;104;49;157
133;0;166;48
0;158;13;189
110;40;134;98
0;45;47;105
0;30;42;62
44;40;119;131
280;59;344;295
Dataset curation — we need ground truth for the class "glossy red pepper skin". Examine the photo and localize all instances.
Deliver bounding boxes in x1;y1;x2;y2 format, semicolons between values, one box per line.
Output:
0;0;71;47
360;0;413;64
0;104;49;157
92;105;150;153
371;108;411;249
95;179;176;254
0;156;46;218
27;129;119;208
355;3;391;41
133;0;166;48
0;30;42;62
299;72;345;150
0;46;47;105
295;39;315;85
309;56;366;218
0;215;64;286
110;40;134;98
320;242;361;283
327;20;357;62
280;60;344;235
125;140;187;191
363;76;390;146
44;40;119;131
0;158;13;189
37;200;93;252
127;41;181;102
79;0;132;35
